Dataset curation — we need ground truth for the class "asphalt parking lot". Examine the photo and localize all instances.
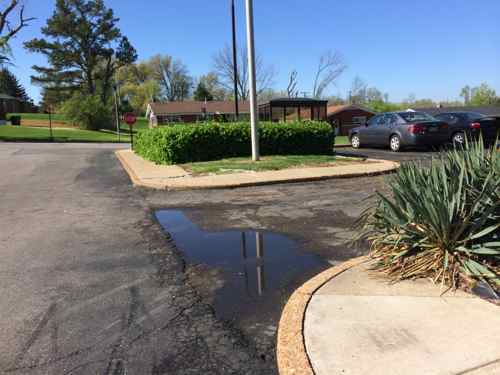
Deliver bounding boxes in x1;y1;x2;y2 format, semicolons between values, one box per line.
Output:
337;145;440;163
0;142;434;374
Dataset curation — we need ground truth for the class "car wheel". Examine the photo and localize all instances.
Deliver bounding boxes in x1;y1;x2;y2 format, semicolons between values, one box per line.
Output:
389;135;401;152
452;132;465;146
351;134;361;148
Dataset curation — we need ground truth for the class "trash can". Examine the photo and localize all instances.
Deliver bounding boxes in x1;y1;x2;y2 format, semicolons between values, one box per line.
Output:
9;115;21;126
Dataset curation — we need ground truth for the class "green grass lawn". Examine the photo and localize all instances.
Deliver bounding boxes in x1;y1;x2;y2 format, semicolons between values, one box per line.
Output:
8;112;149;132
8;112;68;121
0;125;132;143
182;154;361;175
2;112;149;143
335;136;349;145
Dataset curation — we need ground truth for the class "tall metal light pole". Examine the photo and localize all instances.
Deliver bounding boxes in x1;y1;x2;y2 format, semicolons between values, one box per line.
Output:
231;0;239;120
113;83;120;142
245;0;260;161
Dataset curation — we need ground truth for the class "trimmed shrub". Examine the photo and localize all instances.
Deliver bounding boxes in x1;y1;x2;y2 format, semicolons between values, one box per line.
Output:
134;120;335;164
8;115;21;125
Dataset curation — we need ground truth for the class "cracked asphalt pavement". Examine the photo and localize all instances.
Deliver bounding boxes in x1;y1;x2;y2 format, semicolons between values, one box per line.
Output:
0;143;432;374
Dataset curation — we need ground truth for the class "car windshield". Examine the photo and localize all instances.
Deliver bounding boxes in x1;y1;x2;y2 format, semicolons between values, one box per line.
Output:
466;112;485;121
398;112;436;123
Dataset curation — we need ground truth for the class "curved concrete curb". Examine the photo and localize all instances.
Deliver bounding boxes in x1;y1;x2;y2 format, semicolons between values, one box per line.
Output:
276;256;369;375
115;150;399;190
116;149;143;186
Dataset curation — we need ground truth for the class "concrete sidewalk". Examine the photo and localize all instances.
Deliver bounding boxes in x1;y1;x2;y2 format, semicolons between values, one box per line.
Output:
304;263;500;375
116;149;399;190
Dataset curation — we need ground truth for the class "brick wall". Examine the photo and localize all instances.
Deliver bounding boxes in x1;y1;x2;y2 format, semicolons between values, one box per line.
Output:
328;109;375;136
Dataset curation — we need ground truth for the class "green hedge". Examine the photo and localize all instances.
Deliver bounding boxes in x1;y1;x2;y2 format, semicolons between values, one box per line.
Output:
134;121;335;164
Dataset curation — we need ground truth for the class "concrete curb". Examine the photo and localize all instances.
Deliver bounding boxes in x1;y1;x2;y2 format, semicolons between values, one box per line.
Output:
276;256;369;375
115;149;145;187
115;150;399;190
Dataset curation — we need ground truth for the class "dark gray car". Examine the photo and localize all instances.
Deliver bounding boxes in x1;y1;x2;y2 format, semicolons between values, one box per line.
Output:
348;111;449;152
433;111;500;145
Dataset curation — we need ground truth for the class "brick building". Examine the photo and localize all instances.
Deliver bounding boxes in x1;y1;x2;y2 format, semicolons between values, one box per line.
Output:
327;104;376;135
146;101;250;126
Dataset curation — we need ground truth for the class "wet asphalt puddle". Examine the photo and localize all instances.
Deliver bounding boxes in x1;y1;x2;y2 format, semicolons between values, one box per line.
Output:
155;209;328;359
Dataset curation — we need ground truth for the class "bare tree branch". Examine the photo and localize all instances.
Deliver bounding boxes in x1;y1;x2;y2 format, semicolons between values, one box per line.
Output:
312;50;347;99
149;55;193;101
213;45;276;100
349;76;367;104
0;1;35;45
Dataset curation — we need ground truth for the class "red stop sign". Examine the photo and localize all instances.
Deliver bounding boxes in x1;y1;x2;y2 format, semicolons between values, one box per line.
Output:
123;112;137;126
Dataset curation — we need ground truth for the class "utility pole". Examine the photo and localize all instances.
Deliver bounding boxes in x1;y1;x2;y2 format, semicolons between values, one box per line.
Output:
231;0;240;120
245;0;260;161
113;84;120;142
48;105;53;142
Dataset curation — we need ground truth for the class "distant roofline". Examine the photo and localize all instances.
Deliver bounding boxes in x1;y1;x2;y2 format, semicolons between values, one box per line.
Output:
409;105;500;116
0;93;21;101
327;104;376;116
148;100;250;116
408;105;500;110
153;110;251;116
259;97;329;106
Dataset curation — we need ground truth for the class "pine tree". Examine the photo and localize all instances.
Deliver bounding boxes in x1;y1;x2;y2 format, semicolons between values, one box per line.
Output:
193;82;214;101
0;68;34;111
24;0;137;106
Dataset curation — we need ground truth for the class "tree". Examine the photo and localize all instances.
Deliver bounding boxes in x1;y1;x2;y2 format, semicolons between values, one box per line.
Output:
115;60;161;114
470;83;497;106
0;68;34;110
60;92;110;130
366;101;402;113
213;45;276;100
325;95;346;106
400;94;435;109
120;80;161;115
365;87;384;103
193;81;213;101
312;50;347;98
349;76;367;104
404;93;417;105
198;72;227;100
460;85;471;105
0;0;35;63
412;99;436;108
24;0;137;107
39;87;72;112
257;88;288;102
148;54;193;101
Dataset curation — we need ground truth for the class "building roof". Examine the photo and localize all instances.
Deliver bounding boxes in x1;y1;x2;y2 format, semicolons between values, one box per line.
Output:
259;97;328;107
327;104;376;116
414;105;500;116
148;101;250;116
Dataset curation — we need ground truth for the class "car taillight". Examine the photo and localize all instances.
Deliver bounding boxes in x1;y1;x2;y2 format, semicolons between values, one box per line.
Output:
470;122;481;129
408;124;425;134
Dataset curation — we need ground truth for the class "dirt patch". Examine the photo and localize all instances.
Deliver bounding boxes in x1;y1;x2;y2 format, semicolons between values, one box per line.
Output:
21;119;75;128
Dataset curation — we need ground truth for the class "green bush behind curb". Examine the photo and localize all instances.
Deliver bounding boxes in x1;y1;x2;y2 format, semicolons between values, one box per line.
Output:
134;121;335;164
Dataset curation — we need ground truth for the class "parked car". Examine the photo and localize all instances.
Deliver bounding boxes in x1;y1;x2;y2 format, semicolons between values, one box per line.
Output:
349;111;449;152
433;111;500;146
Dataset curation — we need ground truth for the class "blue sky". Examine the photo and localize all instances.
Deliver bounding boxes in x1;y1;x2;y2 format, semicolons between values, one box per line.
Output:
9;0;500;103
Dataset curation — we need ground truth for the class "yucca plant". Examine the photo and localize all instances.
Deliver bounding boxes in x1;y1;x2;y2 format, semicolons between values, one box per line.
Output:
361;139;500;293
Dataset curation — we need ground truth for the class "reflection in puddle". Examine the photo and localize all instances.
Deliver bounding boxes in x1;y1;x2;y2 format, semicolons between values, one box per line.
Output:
155;210;327;323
